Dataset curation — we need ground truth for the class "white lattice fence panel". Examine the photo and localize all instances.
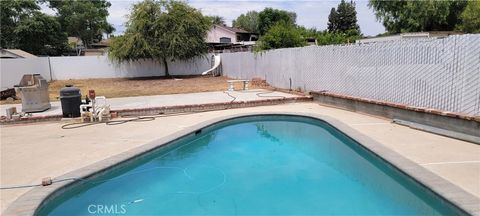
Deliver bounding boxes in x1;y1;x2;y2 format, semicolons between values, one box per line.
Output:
220;35;480;115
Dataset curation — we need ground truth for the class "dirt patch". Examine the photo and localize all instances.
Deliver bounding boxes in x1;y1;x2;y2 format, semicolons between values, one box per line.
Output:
1;76;266;104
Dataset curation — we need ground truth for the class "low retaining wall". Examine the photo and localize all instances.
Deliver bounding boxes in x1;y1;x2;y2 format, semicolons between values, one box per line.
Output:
114;96;311;116
0;96;312;125
0;114;63;125
311;91;480;141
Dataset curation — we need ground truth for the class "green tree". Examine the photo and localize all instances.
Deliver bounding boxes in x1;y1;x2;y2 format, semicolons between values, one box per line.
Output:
206;15;225;26
368;0;468;33
15;12;68;56
0;0;39;48
297;27;360;46
316;31;360;45
258;8;296;35
297;26;320;38
232;11;259;33
256;21;306;51
109;0;210;77
327;0;360;35
0;0;68;55
327;8;338;33
45;0;113;48
458;0;480;33
104;24;116;38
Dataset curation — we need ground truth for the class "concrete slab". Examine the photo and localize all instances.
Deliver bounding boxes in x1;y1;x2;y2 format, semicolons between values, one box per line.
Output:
1;102;479;213
0;89;300;117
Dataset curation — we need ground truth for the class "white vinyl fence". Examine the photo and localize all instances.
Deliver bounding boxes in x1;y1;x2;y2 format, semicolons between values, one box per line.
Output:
221;35;480;116
0;55;212;89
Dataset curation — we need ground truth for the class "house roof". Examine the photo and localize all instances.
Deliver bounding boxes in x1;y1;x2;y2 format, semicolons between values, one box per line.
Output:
214;25;251;34
0;49;37;58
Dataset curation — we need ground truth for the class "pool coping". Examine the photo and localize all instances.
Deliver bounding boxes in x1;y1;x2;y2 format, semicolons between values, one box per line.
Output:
4;112;480;216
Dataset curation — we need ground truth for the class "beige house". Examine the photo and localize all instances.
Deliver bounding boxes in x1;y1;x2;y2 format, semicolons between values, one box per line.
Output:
67;37;111;56
206;25;258;53
207;25;258;43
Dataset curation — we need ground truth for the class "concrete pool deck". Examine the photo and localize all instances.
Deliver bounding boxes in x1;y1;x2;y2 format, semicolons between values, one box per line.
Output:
1;102;479;214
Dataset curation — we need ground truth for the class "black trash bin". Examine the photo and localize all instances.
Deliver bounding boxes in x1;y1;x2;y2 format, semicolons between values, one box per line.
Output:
60;85;82;118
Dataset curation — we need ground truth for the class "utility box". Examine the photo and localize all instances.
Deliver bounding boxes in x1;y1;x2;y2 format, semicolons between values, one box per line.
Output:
15;74;51;113
59;85;82;118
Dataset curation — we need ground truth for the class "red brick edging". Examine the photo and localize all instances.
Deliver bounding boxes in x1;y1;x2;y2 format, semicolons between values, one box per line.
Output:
0;97;312;125
113;96;312;116
0;114;63;125
310;91;480;122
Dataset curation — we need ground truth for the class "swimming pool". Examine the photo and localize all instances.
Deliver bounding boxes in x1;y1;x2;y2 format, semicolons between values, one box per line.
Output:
37;115;466;215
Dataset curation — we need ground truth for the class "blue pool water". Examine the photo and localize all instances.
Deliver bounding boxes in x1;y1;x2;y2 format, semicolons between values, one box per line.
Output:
39;116;464;215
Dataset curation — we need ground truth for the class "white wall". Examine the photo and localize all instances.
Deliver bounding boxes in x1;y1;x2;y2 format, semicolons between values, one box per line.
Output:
49;55;211;80
0;55;212;89
0;57;51;89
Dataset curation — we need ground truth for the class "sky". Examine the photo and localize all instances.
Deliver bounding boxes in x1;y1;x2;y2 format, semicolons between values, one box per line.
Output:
43;0;386;37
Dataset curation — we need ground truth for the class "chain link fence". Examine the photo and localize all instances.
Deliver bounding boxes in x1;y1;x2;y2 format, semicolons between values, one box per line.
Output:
221;35;480;116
